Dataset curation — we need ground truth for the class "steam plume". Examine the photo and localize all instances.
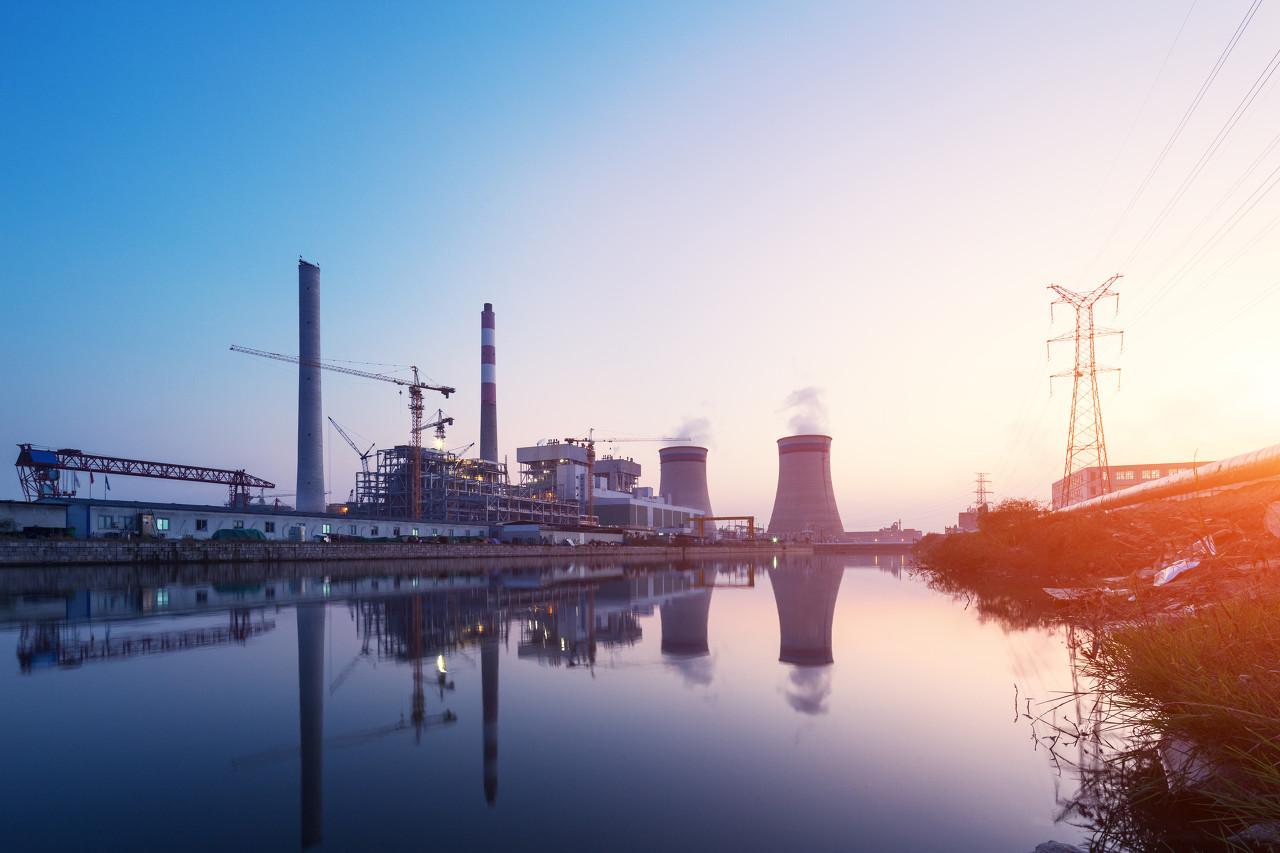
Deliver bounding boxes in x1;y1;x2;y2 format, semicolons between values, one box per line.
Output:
781;386;828;435
669;416;712;445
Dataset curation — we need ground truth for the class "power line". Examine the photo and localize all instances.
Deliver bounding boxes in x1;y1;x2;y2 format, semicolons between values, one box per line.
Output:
1085;0;1263;273
1121;42;1280;270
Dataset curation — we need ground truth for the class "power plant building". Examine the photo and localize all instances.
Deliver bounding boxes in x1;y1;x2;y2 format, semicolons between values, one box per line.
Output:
1050;461;1209;509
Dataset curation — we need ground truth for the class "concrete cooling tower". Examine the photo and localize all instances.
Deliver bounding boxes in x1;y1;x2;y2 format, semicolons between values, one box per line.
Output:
767;435;843;539
658;446;713;516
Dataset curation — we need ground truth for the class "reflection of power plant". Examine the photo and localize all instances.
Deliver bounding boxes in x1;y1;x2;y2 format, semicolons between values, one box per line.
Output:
767;435;844;539
770;559;843;715
660;585;715;687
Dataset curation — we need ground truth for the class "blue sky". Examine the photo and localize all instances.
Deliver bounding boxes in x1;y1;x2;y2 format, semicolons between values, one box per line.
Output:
4;2;1280;530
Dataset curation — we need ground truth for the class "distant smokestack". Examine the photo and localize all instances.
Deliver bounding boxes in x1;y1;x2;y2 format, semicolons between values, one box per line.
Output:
767;435;843;538
296;260;325;513
480;302;497;462
658;446;714;515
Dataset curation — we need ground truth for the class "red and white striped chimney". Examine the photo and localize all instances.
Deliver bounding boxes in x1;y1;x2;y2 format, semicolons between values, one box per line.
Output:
480;303;497;462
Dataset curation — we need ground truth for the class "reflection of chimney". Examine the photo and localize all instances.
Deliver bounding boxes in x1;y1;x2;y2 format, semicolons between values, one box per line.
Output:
296;260;325;513
660;588;713;656
481;636;499;805
768;435;843;538
771;560;842;665
297;604;325;848
480;303;498;463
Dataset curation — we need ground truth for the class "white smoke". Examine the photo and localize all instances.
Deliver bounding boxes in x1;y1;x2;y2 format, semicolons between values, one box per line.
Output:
669;416;712;446
781;386;828;435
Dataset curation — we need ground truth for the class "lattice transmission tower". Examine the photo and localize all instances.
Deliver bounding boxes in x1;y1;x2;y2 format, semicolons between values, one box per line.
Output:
974;472;992;510
1048;274;1123;507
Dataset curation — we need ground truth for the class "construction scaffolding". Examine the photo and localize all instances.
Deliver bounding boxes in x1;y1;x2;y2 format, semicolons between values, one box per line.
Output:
354;445;583;526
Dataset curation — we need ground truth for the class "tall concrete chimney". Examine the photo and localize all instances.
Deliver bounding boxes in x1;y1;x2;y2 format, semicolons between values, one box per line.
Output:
658;446;714;515
767;435;843;539
296;259;325;513
480;302;497;462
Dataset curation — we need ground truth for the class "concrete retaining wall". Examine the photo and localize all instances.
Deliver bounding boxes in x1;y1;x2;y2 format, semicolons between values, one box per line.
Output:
0;540;802;568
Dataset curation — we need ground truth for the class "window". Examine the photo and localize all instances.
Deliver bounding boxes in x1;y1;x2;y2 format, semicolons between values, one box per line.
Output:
411;528;420;537
371;526;379;536
321;523;332;535
195;519;208;531
156;518;170;532
264;521;275;533
1142;469;1161;480
350;525;358;535
232;520;244;530
1115;470;1136;481
393;527;400;537
99;515;111;529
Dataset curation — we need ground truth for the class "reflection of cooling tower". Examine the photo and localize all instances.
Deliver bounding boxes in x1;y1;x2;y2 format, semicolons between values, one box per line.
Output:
767;435;843;538
770;560;843;665
296;260;325;513
660;588;713;656
658;446;713;515
297;604;325;848
481;636;499;805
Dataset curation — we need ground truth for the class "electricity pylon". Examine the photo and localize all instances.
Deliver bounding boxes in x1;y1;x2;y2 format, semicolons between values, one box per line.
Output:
1048;274;1122;507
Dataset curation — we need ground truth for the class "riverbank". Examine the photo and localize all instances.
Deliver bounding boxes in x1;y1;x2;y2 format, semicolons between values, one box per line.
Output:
914;488;1280;849
0;538;802;568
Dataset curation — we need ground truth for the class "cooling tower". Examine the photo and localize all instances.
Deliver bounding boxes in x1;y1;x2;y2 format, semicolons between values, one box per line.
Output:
480;303;498;462
767;435;843;538
770;558;843;665
658;445;713;516
296;259;325;513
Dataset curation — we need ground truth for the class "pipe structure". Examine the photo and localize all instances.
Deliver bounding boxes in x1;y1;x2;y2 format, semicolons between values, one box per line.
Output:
480;303;498;463
1059;441;1280;513
767;435;843;538
296;260;325;513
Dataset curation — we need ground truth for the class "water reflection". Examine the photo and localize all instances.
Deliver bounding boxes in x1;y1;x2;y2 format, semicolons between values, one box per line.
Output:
0;554;1089;852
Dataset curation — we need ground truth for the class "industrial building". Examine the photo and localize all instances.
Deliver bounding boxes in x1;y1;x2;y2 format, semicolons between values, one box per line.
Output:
0;497;488;541
9;259;723;540
1050;461;1208;509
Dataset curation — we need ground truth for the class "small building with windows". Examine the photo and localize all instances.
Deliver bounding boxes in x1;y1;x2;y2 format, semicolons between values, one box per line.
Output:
1051;461;1210;509
0;498;487;541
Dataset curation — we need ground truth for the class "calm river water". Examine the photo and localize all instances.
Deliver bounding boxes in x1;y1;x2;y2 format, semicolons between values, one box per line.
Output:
0;554;1088;851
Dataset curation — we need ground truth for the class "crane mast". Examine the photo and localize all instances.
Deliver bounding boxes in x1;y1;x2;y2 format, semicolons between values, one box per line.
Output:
231;345;454;518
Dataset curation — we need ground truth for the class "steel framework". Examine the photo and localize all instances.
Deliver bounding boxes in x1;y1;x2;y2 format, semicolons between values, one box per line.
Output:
14;444;275;508
355;445;582;526
691;515;757;541
1048;275;1123;507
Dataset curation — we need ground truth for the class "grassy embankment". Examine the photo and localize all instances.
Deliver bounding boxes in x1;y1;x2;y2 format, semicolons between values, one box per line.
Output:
915;483;1280;843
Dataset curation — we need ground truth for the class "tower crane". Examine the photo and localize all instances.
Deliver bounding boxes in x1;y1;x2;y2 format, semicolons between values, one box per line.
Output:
412;409;454;450
231;345;454;519
561;430;690;519
328;417;375;474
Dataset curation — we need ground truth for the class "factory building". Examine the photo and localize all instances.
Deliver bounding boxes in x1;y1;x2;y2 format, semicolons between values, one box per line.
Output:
1051;461;1208;509
0;498;487;541
516;441;707;533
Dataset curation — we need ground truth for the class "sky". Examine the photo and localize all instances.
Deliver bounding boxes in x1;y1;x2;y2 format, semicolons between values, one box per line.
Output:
2;1;1279;532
